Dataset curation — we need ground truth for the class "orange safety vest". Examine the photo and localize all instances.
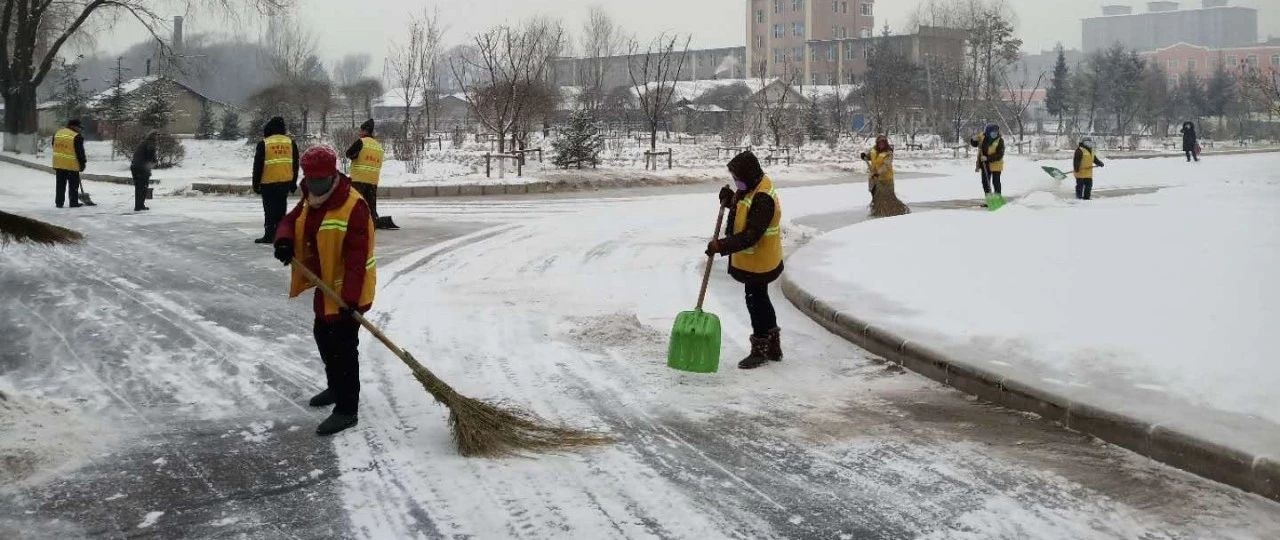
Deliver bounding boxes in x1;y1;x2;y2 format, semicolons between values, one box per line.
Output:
729;176;783;275
288;192;377;316
52;128;80;171
349;137;384;185
869;148;894;183
262;134;295;184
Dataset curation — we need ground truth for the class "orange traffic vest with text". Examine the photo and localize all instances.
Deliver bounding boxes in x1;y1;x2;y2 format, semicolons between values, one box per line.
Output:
350;137;384;185
262;134;295;184
52;128;80;171
288;193;377;317
729;176;783;275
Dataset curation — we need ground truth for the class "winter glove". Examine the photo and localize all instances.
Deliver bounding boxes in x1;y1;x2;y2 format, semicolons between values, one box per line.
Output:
718;185;734;208
705;239;722;257
273;240;294;266
859;152;869;161
338;306;357;321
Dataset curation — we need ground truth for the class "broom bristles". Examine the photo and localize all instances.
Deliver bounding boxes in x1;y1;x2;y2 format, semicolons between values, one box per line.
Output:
868;183;911;218
408;361;612;457
0;211;84;246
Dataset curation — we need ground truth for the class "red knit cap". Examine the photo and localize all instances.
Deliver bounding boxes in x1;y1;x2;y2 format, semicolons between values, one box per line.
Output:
300;145;338;179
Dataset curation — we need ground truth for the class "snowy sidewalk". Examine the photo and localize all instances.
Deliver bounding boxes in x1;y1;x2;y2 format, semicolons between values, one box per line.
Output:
783;153;1280;501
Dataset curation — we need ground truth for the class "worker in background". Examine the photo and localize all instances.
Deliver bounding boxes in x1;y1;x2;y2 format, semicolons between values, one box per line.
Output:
345;119;396;229
1072;137;1105;201
273;145;376;436
51;119;87;208
130;131;158;211
969;123;1005;205
252;116;300;244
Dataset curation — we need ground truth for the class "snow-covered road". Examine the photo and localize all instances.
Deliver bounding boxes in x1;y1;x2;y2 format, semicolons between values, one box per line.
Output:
3;161;1279;538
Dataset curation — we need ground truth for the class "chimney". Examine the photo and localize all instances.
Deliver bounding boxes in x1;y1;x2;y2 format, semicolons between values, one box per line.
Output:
172;16;184;55
1102;4;1133;15
1147;1;1179;12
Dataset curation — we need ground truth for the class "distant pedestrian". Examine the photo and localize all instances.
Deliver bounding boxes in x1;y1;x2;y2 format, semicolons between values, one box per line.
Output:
345;119;391;228
252;116;300;244
51;119;87;208
707;151;784;370
1181;121;1200;162
1072;137;1104;200
969;123;1005;200
130;132;158;211
861;135;909;218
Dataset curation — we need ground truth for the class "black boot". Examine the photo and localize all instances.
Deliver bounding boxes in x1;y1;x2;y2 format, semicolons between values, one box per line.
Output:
738;335;772;370
765;327;783;361
253;236;272;244
316;413;358;436
308;389;335;407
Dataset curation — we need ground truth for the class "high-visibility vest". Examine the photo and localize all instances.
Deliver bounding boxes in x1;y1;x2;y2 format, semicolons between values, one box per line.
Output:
350;137;384;185
1075;147;1095;179
986;137;1004;172
869;148;894;183
288;192;377;316
262;135;295;184
729;176;783;275
52;128;80;171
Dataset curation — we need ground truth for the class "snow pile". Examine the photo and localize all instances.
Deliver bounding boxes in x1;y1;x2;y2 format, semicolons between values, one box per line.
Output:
788;153;1280;425
0;390;112;488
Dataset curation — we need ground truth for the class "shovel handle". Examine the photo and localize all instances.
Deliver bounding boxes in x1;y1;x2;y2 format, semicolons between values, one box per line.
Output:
695;203;729;311
290;261;413;365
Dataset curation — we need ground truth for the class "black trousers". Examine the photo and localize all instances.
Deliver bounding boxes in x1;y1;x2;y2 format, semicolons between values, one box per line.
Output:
981;169;1002;194
744;283;778;337
1075;178;1093;200
55;170;81;207
260;184;292;239
131;168;151;210
314;317;361;415
1185;150;1199;162
352;182;379;219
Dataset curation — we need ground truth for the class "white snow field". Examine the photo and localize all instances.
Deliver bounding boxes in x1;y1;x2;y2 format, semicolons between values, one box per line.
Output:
789;152;1280;451
3;153;1280;538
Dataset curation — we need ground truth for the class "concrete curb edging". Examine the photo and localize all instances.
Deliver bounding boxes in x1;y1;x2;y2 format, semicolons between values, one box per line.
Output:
780;273;1280;502
0;152;158;185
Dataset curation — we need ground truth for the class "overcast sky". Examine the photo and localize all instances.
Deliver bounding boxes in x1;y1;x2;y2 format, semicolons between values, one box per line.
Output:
88;0;1280;63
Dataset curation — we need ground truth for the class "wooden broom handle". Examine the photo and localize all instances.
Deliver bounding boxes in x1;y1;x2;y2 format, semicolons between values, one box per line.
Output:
695;203;729;311
291;261;412;363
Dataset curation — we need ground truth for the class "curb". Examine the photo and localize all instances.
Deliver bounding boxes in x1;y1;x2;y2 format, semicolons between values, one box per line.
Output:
0;152;159;185
780;271;1280;502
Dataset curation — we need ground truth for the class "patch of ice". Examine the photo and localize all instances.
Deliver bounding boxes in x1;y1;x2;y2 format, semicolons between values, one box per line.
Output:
103;493;126;501
137;511;164;529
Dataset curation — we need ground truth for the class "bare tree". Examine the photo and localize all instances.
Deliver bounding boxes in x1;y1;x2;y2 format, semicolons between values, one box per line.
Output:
750;59;801;147
262;14;317;85
1241;65;1280;117
333;53;371;88
627;32;690;151
387;9;443;136
579;5;627;111
997;63;1046;151
860;28;920;135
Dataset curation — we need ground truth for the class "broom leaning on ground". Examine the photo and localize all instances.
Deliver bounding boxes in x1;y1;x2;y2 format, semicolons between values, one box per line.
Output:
0;211;84;246
291;262;611;457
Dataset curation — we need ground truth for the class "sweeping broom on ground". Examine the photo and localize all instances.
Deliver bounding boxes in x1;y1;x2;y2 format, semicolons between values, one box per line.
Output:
291;262;610;457
0;211;84;246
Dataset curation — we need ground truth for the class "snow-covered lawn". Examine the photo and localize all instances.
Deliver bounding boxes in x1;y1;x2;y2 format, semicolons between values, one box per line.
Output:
787;153;1280;432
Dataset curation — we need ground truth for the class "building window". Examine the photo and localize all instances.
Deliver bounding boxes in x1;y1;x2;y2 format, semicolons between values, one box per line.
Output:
1272;54;1280;66
756;36;765;47
774;48;783;63
1167;59;1178;71
774;0;782;14
828;44;836;61
845;43;856;60
861;27;872;38
1246;54;1258;67
757;10;765;23
847;72;856;84
864;47;871;59
841;1;848;13
1226;55;1237;66
832;0;838;13
828;73;836;85
793;22;804;37
796;46;805;60
812;73;819;86
862;2;872;16
1188;59;1197;70
774;24;783;38
793;0;803;11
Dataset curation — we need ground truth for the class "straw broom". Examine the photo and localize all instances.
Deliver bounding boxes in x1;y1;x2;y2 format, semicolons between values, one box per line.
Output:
291;262;611;457
0;211;84;246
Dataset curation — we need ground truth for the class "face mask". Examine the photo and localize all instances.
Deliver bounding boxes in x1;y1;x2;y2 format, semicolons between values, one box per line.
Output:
734;178;749;191
306;176;336;207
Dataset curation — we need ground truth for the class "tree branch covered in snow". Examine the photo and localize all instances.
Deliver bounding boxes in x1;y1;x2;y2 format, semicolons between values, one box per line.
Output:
626;32;689;151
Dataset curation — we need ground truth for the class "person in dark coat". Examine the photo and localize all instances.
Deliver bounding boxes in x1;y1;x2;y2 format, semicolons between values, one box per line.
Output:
252;117;300;243
707;151;784;370
1180;121;1199;162
50;119;88;208
130;131;158;211
345;119;381;221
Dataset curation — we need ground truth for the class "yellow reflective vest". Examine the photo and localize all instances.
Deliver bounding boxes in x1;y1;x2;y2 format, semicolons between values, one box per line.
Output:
869;148;894;183
1075;147;1096;180
288;192;377;317
52;128;81;171
985;137;1005;173
262;134;295;184
350;137;384;185
729;176;783;275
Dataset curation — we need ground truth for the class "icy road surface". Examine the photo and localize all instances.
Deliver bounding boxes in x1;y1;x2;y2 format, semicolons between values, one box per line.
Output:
1;162;1278;538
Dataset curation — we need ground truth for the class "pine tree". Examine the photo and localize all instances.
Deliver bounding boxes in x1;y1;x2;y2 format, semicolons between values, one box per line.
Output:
195;100;216;140
805;92;826;143
103;58;131;140
1044;45;1072;134
136;79;176;130
52;59;89;126
552;110;604;168
219;110;243;140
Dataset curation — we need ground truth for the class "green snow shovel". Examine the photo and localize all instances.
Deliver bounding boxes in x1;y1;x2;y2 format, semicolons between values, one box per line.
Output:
1041;166;1069;181
667;204;728;373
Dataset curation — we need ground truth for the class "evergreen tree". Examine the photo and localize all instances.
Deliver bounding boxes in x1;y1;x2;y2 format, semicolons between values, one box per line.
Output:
219;109;243;140
552;110;604;168
52;59;89;126
805;92;826;142
102;57;131;142
1044;45;1072;133
195;100;216;139
1174;70;1206;123
136;79;176;130
1203;64;1238;119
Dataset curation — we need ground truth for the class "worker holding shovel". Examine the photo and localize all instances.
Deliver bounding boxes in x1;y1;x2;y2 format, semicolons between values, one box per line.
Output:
706;151;784;370
272;145;376;436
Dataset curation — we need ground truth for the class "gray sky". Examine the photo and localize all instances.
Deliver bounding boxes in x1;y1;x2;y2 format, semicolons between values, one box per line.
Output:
89;0;1280;63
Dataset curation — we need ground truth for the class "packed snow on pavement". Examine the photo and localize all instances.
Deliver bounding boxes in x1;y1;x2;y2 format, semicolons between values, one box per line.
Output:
787;152;1280;449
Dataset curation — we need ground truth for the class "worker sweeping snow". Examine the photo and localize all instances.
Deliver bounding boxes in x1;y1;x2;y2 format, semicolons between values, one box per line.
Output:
706;151;784;370
861;135;910;218
272;145;376;436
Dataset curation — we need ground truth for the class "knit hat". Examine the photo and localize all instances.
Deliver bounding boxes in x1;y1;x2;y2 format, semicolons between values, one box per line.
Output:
727;151;764;185
66;118;82;128
300;145;339;180
360;119;375;135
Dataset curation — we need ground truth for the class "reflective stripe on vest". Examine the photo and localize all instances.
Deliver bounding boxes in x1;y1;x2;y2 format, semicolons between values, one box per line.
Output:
1076;147;1095;179
262;135;294;184
52;128;80;171
350;137;384;185
730;176;783;273
288;191;377;316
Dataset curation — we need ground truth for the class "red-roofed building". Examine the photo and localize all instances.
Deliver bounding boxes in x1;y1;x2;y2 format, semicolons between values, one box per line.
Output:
1142;42;1280;81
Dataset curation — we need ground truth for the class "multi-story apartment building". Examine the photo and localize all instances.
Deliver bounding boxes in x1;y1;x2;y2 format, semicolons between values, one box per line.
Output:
1142;39;1280;81
1082;1;1258;53
746;0;876;80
